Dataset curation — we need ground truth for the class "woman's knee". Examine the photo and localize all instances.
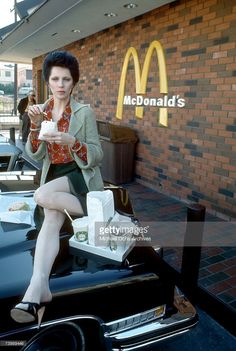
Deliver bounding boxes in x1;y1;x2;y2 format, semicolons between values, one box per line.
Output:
34;187;61;210
34;177;70;208
34;186;52;208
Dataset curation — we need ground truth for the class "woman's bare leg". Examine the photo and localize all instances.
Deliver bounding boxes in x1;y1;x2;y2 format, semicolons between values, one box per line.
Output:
22;176;84;304
22;208;64;304
34;176;84;215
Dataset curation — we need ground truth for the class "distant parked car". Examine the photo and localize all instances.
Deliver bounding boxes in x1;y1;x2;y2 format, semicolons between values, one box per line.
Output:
0;90;5;95
0;134;22;172
18;86;33;98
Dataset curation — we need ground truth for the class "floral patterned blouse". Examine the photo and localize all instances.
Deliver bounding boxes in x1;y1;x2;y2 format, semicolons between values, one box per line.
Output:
30;98;87;164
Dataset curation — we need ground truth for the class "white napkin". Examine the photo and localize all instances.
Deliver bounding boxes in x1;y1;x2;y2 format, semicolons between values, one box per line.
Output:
38;121;57;140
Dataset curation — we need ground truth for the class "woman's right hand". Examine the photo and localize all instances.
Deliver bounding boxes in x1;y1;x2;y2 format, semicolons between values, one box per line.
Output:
28;105;45;126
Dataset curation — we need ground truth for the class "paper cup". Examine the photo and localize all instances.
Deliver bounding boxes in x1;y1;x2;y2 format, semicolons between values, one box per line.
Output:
109;225;134;251
72;216;89;242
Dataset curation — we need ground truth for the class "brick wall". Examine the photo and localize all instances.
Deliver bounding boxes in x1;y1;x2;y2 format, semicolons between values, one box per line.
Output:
33;0;236;219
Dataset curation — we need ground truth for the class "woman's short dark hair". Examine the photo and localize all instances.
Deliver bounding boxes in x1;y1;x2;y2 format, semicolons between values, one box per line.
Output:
43;51;79;84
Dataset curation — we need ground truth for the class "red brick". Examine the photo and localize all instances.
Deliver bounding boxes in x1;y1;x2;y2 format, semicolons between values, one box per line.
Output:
225;277;236;288
224;266;236;276
207;281;232;295
207;262;227;273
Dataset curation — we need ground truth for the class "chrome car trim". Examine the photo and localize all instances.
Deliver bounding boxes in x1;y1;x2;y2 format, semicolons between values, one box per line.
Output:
105;305;166;335
38;314;103;329
104;287;197;349
0;315;103;339
108;314;196;341
112;329;189;351
0;190;35;195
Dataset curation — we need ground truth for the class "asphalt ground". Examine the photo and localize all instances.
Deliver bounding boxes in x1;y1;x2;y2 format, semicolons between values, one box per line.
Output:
145;308;235;351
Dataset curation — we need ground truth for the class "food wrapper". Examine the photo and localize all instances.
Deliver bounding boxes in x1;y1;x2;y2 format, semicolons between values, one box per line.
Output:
0;195;36;225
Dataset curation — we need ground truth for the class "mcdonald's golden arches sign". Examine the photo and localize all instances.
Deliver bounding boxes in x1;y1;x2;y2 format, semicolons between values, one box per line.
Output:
116;40;185;127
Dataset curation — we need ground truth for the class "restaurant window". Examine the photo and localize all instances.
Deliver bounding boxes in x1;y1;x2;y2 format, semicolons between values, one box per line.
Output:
26;69;32;80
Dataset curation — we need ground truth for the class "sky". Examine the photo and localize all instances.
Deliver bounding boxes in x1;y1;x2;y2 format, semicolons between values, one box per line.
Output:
0;1;28;66
1;0;15;29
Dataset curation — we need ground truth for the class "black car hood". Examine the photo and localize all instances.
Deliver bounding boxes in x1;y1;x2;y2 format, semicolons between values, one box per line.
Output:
0;222;143;300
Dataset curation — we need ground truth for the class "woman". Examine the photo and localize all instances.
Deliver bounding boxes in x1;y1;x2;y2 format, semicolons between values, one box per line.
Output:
10;51;104;327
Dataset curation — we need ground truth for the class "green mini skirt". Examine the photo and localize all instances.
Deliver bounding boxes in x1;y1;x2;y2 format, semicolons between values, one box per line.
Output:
46;161;88;215
34;161;88;231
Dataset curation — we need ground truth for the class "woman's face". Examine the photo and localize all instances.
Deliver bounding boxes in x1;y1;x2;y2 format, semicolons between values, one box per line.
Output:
48;66;74;100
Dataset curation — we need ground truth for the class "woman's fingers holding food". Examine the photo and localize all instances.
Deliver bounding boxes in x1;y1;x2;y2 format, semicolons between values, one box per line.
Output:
28;105;44;116
28;105;46;125
43;132;60;143
43;132;71;145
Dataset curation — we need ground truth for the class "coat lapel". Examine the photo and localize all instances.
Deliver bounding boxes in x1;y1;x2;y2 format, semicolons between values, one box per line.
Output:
68;97;88;136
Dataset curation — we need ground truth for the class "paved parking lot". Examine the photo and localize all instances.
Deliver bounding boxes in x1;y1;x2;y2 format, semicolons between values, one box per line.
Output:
147;308;235;350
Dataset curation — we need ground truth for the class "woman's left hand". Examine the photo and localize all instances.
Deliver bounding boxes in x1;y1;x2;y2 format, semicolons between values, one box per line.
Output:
43;132;75;146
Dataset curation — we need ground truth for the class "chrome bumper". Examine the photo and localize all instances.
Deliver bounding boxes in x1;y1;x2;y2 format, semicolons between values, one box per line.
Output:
103;287;198;351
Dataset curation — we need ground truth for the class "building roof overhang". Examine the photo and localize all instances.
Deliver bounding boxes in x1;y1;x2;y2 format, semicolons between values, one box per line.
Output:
0;0;175;64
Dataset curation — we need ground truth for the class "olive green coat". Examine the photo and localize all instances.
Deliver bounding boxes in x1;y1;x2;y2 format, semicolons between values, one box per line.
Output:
25;97;104;191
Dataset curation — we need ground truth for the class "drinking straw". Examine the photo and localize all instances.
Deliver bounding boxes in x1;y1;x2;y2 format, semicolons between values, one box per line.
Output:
64;209;73;223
